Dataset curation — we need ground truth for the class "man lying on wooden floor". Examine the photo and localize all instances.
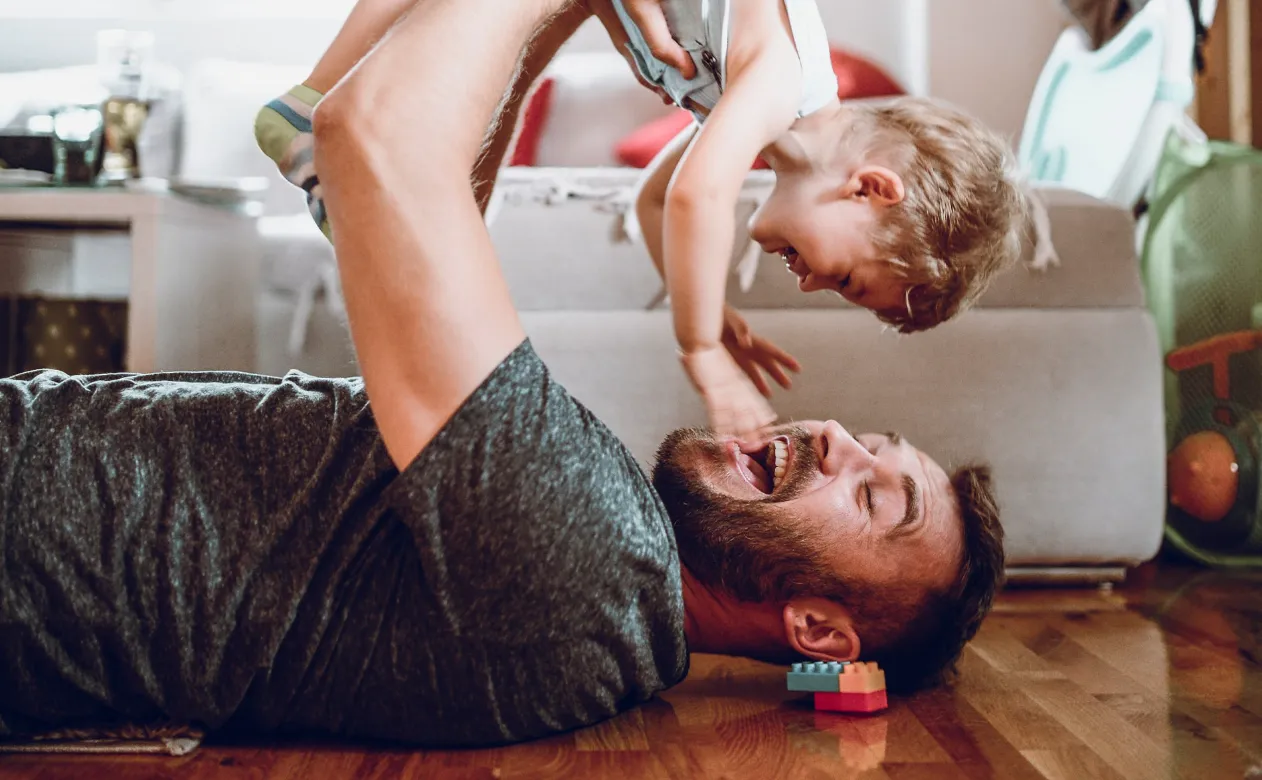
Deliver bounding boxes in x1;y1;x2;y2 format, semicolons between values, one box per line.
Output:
0;0;1004;748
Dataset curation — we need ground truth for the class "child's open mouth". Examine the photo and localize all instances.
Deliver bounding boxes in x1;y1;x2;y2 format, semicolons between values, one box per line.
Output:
779;247;808;281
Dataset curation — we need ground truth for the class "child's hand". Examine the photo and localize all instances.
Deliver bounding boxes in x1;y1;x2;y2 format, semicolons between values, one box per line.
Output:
721;306;801;398
679;345;778;436
584;0;697;80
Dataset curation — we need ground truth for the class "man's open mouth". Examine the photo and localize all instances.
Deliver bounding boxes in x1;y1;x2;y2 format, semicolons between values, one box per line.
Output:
733;437;789;495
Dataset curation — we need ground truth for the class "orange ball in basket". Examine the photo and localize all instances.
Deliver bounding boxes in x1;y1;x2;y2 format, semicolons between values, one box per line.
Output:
1168;431;1240;523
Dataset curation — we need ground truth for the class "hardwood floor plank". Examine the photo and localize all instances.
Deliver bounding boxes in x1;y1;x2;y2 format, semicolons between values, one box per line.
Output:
1003;609;1262;780
883;765;972;780
573;708;649;751
953;638;1087;751
903;683;1046;780
993;590;1128;615
998;619;1151;697
9;564;1262;778
1019;678;1176;780
1096;693;1259;780
1021;747;1127;780
863;706;951;764
952;619;1176;779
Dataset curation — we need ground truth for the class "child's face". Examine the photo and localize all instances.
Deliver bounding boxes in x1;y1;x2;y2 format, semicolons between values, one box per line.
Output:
748;166;909;314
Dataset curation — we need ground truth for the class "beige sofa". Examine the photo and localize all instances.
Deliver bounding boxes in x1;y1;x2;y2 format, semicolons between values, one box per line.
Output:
173;54;1164;582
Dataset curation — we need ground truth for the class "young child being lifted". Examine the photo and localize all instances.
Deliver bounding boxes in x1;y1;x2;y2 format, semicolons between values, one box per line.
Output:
256;0;1029;436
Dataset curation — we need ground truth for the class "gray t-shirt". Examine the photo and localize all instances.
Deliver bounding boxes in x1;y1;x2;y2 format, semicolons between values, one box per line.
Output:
0;340;689;747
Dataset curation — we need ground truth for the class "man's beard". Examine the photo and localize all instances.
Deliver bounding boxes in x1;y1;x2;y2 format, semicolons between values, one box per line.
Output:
651;425;836;604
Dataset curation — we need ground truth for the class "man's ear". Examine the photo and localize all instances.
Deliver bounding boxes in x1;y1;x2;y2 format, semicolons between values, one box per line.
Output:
782;597;860;661
841;166;905;206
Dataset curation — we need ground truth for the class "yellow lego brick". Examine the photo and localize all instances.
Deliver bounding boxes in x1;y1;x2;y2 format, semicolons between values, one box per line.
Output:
836;661;886;694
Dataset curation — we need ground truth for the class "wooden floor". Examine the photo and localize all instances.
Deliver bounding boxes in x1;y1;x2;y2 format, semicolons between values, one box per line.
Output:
4;561;1262;780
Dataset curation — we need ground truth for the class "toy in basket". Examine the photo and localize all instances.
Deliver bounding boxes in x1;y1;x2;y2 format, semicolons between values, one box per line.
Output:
1165;331;1262;566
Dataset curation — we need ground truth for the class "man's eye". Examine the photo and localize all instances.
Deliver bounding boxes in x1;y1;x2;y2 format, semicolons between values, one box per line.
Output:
839;275;852;290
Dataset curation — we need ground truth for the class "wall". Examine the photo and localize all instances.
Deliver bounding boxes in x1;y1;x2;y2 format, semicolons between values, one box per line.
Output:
927;0;1069;141
0;0;1067;140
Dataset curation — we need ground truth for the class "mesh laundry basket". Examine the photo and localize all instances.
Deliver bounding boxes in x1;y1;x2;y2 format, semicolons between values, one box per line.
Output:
1142;130;1262;432
1141;129;1262;566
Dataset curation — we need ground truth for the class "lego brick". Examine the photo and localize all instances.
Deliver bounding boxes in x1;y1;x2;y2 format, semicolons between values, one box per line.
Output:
814;689;888;714
836;661;886;694
786;661;848;692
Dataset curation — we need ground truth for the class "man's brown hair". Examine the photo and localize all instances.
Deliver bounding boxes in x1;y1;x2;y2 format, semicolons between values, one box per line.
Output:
858;98;1029;334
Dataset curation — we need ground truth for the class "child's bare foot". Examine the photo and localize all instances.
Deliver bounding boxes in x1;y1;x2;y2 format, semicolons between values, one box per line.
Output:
254;85;330;240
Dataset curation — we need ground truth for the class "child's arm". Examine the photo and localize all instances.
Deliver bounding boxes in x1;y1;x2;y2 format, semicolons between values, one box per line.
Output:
662;23;802;434
666;68;798;353
637;123;802;402
635;122;698;282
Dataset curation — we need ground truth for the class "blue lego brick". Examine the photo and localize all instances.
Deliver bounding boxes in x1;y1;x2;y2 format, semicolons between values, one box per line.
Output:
786;661;850;692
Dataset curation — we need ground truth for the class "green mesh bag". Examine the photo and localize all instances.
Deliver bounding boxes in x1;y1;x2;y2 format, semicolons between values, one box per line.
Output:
1141;129;1262;567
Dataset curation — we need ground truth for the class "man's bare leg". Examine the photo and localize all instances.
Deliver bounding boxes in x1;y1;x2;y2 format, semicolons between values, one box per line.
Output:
472;1;590;212
307;0;417;94
313;0;569;469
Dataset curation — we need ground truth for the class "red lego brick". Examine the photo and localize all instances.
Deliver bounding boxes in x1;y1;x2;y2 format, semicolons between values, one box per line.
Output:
814;689;888;713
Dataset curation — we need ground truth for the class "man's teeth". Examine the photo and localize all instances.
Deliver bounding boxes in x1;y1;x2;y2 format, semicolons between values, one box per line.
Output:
769;440;787;489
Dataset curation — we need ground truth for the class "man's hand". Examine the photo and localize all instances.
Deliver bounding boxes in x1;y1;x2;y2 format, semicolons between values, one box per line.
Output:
581;0;696;98
679;344;778;437
722;305;801;398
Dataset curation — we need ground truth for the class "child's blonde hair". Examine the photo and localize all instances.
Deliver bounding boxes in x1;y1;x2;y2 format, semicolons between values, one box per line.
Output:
855;98;1028;333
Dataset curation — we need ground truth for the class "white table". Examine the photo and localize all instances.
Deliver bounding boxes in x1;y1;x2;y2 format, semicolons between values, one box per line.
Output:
0;188;260;373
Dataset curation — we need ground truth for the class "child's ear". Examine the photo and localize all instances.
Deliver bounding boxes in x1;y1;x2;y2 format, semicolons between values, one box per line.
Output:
845;166;905;206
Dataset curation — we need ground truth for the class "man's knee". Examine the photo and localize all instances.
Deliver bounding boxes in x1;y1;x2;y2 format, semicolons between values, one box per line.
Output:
311;89;361;161
311;84;388;189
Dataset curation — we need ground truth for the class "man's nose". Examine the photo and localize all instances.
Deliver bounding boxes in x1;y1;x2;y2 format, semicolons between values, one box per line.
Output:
820;420;876;478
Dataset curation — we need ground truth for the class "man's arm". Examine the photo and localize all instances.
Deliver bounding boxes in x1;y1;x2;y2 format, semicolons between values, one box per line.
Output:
313;0;569;470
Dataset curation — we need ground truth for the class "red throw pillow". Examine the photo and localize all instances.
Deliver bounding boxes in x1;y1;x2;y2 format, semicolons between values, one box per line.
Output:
614;110;774;170
830;49;905;102
509;76;555;167
614;48;906;169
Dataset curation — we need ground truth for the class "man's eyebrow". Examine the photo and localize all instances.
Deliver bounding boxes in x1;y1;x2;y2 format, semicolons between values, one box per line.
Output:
884;431;902;445
886;474;921;539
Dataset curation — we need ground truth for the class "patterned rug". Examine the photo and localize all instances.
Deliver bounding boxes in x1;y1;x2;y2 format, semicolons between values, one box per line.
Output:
0;723;203;756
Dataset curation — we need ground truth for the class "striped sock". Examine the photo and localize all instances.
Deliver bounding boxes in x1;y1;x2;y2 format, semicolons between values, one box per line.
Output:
254;85;331;241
